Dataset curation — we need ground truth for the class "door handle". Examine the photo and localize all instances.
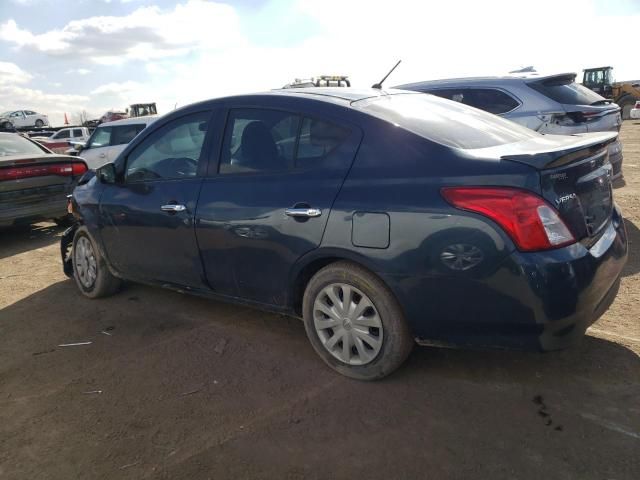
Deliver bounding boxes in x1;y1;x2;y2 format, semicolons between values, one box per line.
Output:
98;153;106;158
285;207;322;218
161;204;187;213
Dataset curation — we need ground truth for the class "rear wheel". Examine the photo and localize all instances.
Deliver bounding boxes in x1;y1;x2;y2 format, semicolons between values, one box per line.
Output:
302;261;413;380
72;228;121;298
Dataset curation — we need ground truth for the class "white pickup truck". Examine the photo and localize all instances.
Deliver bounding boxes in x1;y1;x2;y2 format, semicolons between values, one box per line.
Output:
32;127;91;154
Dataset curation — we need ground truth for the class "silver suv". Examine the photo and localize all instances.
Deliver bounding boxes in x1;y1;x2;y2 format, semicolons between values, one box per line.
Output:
396;73;624;180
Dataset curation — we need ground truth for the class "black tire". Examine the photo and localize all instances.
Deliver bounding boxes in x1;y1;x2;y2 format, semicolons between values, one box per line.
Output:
35;119;44;128
72;227;121;299
302;261;414;380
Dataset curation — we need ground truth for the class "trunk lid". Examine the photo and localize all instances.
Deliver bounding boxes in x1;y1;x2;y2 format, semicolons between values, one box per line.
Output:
0;153;87;194
469;132;617;243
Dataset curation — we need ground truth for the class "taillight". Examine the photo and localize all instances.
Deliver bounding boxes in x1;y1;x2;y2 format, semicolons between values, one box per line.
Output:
0;162;88;181
635;101;640;109
441;187;575;252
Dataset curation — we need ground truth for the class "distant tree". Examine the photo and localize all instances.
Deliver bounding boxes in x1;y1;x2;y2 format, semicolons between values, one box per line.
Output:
73;110;89;126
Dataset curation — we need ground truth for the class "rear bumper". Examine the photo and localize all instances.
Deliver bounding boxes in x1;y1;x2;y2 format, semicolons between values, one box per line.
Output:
0;184;71;226
630;108;640;120
387;207;628;351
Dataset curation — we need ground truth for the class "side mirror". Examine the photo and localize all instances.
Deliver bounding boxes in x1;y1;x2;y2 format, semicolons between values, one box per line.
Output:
74;142;85;152
97;163;117;184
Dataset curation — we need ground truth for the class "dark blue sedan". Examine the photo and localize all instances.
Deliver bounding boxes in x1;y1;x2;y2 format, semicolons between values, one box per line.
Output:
62;89;628;380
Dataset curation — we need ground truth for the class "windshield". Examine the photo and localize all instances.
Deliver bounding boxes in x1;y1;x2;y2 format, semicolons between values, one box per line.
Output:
355;93;537;149
528;78;604;106
1;111;13;117
0;134;47;156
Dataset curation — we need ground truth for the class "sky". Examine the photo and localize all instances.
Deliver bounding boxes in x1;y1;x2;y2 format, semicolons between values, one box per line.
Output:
0;0;639;126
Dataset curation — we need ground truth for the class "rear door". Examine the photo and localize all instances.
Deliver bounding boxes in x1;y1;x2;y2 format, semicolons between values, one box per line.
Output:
195;107;362;305
99;111;214;288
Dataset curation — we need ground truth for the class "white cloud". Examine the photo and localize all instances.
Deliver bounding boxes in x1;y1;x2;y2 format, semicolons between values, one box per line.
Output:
0;0;247;65
66;68;91;75
0;62;32;85
91;80;142;96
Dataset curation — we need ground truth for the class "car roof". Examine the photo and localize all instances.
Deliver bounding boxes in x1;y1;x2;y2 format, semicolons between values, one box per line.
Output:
195;88;422;107
395;72;578;90
99;115;159;127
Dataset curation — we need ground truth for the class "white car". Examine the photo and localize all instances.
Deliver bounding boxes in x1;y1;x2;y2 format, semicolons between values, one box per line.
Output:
631;101;640;120
77;116;157;169
0;110;50;128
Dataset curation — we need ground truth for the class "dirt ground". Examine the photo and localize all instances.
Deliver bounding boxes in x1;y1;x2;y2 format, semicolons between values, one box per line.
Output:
1;123;639;480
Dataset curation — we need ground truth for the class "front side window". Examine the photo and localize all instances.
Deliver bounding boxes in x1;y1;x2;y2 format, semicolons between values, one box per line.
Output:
219;109;299;174
125;112;209;182
111;124;146;146
86;127;112;149
73;129;83;137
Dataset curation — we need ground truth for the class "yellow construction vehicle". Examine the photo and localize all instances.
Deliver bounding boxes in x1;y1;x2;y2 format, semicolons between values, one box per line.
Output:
582;66;640;120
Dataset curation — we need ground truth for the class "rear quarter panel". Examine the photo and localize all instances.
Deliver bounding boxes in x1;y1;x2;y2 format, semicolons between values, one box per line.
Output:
316;118;540;337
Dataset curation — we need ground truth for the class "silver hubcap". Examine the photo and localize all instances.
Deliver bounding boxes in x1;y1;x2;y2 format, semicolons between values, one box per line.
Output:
74;236;97;289
313;283;383;366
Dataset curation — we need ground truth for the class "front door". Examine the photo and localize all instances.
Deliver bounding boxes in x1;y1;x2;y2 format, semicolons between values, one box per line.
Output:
99;110;214;288
195;107;362;306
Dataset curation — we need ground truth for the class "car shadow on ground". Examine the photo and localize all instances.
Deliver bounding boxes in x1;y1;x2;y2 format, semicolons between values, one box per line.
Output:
2;279;639;479
2;278;638;392
0;222;64;260
623;218;639;277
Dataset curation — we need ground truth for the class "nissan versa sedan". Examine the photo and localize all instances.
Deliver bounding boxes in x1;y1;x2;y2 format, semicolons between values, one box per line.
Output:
62;89;628;380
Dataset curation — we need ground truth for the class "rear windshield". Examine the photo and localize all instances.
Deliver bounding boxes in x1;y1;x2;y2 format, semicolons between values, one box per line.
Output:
0;134;46;156
527;78;604;106
355;93;537;149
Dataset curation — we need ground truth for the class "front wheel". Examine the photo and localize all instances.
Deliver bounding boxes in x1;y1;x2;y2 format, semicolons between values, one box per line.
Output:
35;119;44;128
302;261;414;380
72;228;121;298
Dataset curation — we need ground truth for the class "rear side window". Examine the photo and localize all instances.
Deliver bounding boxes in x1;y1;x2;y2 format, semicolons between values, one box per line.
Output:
125;112;209;182
427;88;519;114
55;130;70;139
356;93;536;149
219;109;351;174
528;78;604;105
296;117;350;168
220;109;299;174
111;124;146;146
